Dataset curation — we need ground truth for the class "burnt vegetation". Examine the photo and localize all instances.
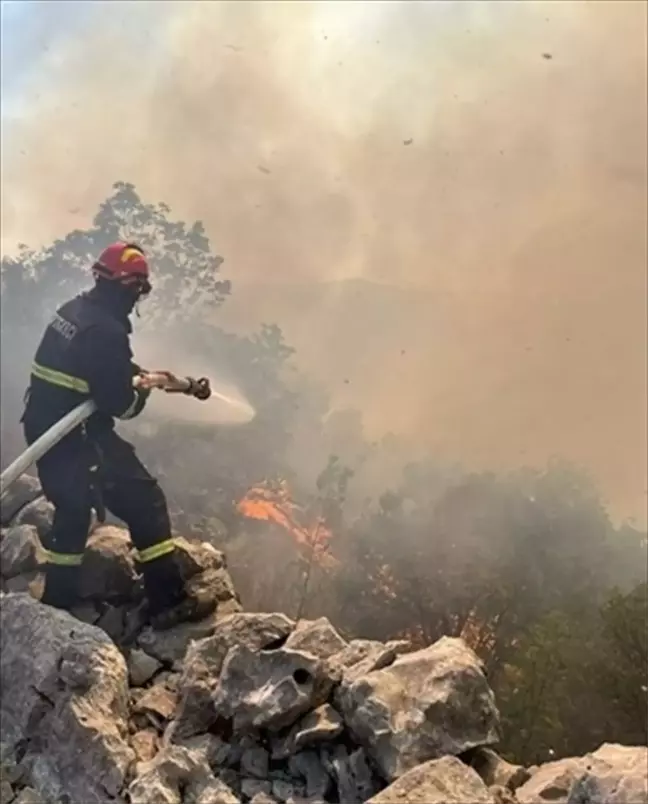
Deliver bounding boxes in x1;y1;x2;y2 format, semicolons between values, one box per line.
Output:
1;182;646;763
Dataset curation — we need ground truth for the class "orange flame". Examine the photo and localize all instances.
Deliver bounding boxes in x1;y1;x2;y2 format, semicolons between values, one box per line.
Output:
237;481;338;568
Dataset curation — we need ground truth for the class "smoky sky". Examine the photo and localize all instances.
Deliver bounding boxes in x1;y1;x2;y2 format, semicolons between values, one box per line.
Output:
1;0;646;524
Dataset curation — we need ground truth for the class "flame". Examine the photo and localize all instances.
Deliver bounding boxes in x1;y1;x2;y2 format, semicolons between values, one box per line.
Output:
237;480;338;568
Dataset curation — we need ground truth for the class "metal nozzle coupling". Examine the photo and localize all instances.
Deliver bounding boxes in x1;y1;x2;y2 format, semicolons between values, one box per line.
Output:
184;376;211;401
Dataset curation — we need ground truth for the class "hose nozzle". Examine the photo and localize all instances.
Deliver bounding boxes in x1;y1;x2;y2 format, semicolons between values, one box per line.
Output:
183;376;211;401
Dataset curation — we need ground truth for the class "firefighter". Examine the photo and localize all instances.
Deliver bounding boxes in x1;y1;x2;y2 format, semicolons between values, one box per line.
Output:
21;242;214;629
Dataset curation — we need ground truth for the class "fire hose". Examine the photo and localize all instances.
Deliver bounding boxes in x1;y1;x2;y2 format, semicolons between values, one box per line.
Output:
0;372;211;500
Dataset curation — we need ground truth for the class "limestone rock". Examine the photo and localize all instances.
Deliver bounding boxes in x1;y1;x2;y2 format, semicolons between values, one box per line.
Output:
12;498;55;540
285;617;348;660
272;704;343;759
367;755;495;803
516;743;648;804
0;476;42;526
0;779;13;804
3;572;43;599
132;682;178;723
213;643;340;733
131;729;160;765
173;611;295;736
321;745;379;804
330;638;401;683
336;635;500;781
242;779;273;800
138;614;225;667
13;789;44;804
128;744;240;804
467;747;530;791
0;593;134;804
288;751;332;799
0;526;43;578
241;746;270;779
173;536;227;579
79;527;137;602
128;648;163;687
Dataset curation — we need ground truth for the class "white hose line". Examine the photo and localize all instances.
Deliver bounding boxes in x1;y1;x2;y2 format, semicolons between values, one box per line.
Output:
0;399;98;500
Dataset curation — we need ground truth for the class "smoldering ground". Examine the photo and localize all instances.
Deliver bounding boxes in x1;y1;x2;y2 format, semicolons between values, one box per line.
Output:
1;0;646;524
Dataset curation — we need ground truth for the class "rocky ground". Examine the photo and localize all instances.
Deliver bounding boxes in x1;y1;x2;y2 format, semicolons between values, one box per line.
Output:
1;477;646;804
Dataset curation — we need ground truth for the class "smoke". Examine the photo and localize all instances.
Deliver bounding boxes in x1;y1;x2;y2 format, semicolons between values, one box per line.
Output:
1;0;646;523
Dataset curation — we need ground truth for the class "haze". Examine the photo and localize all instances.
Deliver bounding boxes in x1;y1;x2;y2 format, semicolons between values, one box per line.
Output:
1;0;646;525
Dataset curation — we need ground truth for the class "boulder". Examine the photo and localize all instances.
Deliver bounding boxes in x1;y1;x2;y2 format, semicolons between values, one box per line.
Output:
241;745;270;779
138;614;228;667
212;643;340;733
79;526;137;602
128;648;163;686
131;729;160;765
173;537;228;579
128;743;240;804
132;682;178;725
466;747;530;791
171;612;295;739
285;617;348;660
0;593;134;804
287;751;332;799
367;755;495;803
272;704;344;759
321;745;379;804
516;743;648;804
12;498;55;539
330;638;402;683
0;476;42;526
0;526;43;578
335;636;500;781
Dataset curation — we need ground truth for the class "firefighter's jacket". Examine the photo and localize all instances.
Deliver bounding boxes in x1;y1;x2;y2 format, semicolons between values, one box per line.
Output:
22;289;148;442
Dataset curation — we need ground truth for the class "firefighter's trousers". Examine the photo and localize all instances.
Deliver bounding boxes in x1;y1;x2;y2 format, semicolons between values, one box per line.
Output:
25;427;185;612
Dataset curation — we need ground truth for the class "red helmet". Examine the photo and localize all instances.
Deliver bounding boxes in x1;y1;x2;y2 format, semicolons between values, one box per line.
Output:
92;242;151;294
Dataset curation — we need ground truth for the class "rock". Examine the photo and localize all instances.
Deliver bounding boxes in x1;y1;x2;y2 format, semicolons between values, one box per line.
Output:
367;755;495;803
95;604;126;643
79;527;137;602
0;593;135;804
132;683;178;723
516;743;648;804
128;743;240;804
12;498;55;539
172;613;295;739
467;747;530;791
213;643;340;733
131;729;160;764
272;780;298;803
13;790;44;804
285;618;348;660
138;614;225;667
272;704;343;758
241;746;270;779
322;745;379;804
288;751;332;799
3;572;43;599
0;526;43;578
336;635;500;781
249;794;277;804
173;536;227;579
242;779;273;800
70;603;101;626
330;638;401;682
0;779;13;804
128;648;163;686
491;785;518;803
0;476;42;526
